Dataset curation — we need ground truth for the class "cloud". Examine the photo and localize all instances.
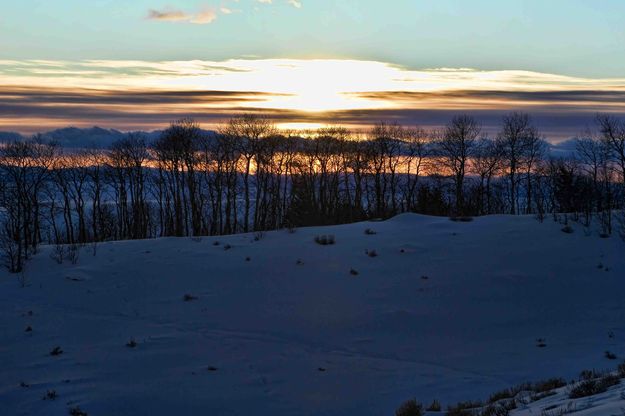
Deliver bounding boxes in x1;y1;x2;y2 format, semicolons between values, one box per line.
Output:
147;8;190;22
256;0;302;7
147;7;217;24
190;9;217;24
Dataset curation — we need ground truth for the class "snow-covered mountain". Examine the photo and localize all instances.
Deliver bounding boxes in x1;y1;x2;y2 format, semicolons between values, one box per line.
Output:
1;214;623;415
0;127;214;149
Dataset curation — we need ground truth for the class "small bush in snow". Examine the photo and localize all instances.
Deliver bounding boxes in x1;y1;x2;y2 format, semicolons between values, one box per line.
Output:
349;268;359;276
43;389;57;400
51;244;65;264
126;338;137;348
314;235;335;245
253;231;265;241
25;325;32;332
617;362;625;378
50;346;63;356
245;256;251;262
568;374;620;398
446;400;482;416
488;386;522;403
67;244;80;265
68;406;88;416
223;244;232;251
207;366;218;371
532;378;567;393
580;369;601;381
535;338;547;348
605;350;617;360
425;399;441;412
190;237;202;243
561;225;574;234
449;216;474;222
213;241;220;246
366;249;378;258
364;228;377;235
394;399;422;416
183;294;198;302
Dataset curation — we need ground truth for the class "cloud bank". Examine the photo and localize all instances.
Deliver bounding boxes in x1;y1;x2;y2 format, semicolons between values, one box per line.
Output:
0;59;623;140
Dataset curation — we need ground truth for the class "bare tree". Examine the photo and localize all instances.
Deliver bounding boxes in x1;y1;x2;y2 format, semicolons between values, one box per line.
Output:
221;114;276;232
436;115;481;215
596;114;625;184
499;112;540;214
472;137;503;215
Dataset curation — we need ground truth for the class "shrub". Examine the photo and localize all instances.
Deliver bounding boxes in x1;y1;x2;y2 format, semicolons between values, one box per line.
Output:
450;216;474;222
314;235;335;245
536;338;547;348
446;400;482;416
569;374;620;398
579;369;600;381
183;294;198;302
561;225;574;234
425;399;441;411
617;362;625;378
67;244;80;265
364;228;377;235
481;403;513;416
532;378;566;393
223;244;232;251
25;325;32;332
69;406;88;416
366;249;378;257
126;338;137;348
43;389;57;400
605;350;617;360
50;244;65;264
253;231;265;241
395;399;423;416
488;387;518;403
50;346;63;356
349;268;359;276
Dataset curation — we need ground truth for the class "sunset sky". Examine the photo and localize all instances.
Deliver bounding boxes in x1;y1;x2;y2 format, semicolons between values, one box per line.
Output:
1;0;624;141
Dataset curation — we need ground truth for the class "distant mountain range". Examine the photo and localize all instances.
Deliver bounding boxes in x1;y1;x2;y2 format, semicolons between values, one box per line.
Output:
0;126;212;149
0;126;579;156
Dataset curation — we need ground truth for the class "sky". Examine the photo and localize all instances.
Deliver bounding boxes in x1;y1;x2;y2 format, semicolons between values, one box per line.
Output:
1;0;624;141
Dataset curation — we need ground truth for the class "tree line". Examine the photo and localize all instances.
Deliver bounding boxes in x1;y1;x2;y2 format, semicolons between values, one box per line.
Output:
1;112;624;272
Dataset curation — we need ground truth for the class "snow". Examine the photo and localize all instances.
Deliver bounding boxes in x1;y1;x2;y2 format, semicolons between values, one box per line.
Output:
1;214;624;415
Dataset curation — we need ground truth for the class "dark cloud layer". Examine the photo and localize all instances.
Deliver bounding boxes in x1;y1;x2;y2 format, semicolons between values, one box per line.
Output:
1;87;622;141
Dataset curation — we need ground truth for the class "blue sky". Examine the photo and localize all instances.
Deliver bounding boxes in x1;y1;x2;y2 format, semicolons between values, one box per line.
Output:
1;0;624;77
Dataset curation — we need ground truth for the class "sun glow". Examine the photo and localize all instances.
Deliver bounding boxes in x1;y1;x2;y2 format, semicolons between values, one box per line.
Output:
2;58;625;136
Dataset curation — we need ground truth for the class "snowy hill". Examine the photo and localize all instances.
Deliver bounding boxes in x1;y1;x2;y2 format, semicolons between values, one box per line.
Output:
0;214;623;415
